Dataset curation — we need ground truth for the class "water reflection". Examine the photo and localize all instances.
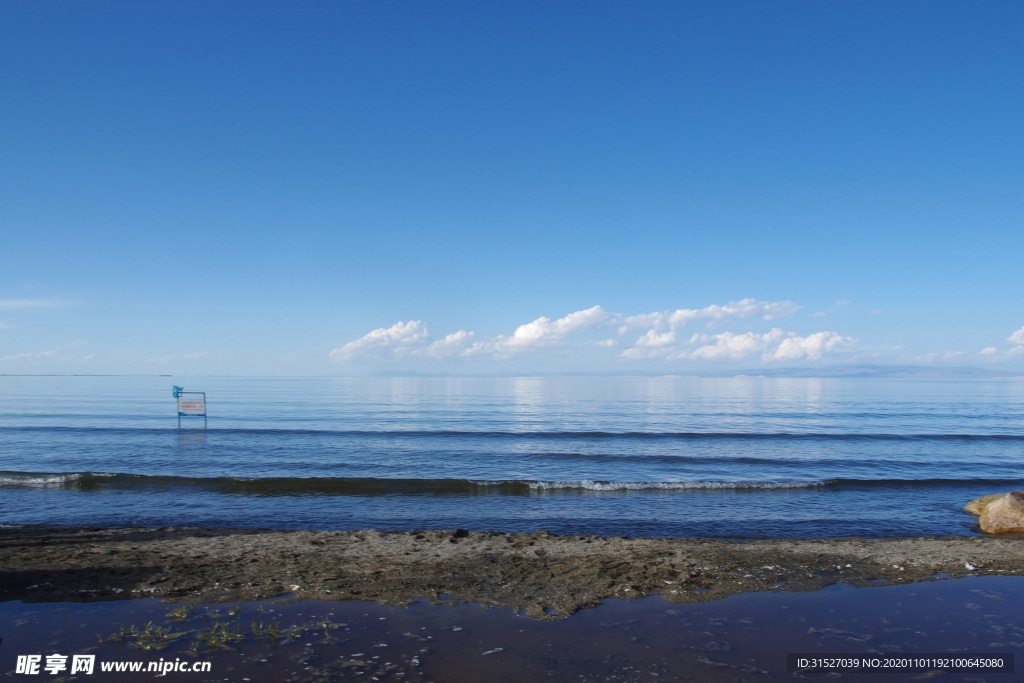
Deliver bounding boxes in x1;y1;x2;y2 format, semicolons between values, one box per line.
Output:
176;430;207;444
3;577;1021;682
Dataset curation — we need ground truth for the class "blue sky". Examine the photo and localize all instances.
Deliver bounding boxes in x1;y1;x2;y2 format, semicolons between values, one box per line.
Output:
2;1;1022;375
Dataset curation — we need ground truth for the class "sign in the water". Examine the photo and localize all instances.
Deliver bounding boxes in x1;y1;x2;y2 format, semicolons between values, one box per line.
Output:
174;388;207;428
178;395;206;416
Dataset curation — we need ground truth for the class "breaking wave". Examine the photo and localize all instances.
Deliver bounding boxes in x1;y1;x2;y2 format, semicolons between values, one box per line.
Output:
3;471;1022;496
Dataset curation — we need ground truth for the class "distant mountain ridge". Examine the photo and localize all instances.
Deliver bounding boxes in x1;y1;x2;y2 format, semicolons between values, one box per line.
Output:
360;365;1024;379
712;365;1024;379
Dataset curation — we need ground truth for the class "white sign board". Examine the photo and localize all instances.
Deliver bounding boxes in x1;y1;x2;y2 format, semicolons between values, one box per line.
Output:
178;396;206;416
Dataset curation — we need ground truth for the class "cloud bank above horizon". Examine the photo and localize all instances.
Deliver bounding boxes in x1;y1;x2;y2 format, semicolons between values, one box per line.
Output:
331;302;1024;369
330;299;862;365
1;299;1022;374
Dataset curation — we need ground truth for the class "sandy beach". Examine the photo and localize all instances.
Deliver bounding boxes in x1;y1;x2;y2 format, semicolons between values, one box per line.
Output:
4;526;1022;619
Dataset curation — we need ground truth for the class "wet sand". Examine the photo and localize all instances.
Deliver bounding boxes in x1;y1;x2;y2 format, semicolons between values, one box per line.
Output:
5;577;1024;682
3;526;1023;618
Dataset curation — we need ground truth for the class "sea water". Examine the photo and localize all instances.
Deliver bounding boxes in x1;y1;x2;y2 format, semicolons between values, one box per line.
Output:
2;375;1023;538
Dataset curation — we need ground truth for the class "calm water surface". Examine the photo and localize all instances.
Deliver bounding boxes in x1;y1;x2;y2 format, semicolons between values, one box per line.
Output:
2;375;1023;537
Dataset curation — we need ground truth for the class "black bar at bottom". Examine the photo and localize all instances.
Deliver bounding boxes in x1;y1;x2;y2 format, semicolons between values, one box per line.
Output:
787;653;1013;673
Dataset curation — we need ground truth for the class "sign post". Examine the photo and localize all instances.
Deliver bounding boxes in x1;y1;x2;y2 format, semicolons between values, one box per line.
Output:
173;386;207;428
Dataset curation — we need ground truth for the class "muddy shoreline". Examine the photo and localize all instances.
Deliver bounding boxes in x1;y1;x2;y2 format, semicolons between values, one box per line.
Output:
2;526;1022;619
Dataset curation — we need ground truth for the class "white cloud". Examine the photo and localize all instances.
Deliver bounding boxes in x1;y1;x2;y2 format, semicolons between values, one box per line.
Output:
835;300;851;306
688;329;787;360
0;348;59;361
329;320;430;361
0;299;64;311
901;325;1024;365
651;329;857;362
619;299;799;333
0;347;100;366
416;330;476;358
636;330;676;348
330;299;850;365
466;306;613;357
619;330;678;360
768;331;857;360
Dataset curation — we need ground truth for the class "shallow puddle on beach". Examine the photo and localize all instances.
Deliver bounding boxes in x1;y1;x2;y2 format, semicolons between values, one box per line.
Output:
2;577;1021;682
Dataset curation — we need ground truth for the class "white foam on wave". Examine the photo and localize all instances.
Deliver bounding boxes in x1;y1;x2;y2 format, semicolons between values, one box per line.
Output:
531;480;830;491
470;479;830;491
0;472;116;488
0;472;83;487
